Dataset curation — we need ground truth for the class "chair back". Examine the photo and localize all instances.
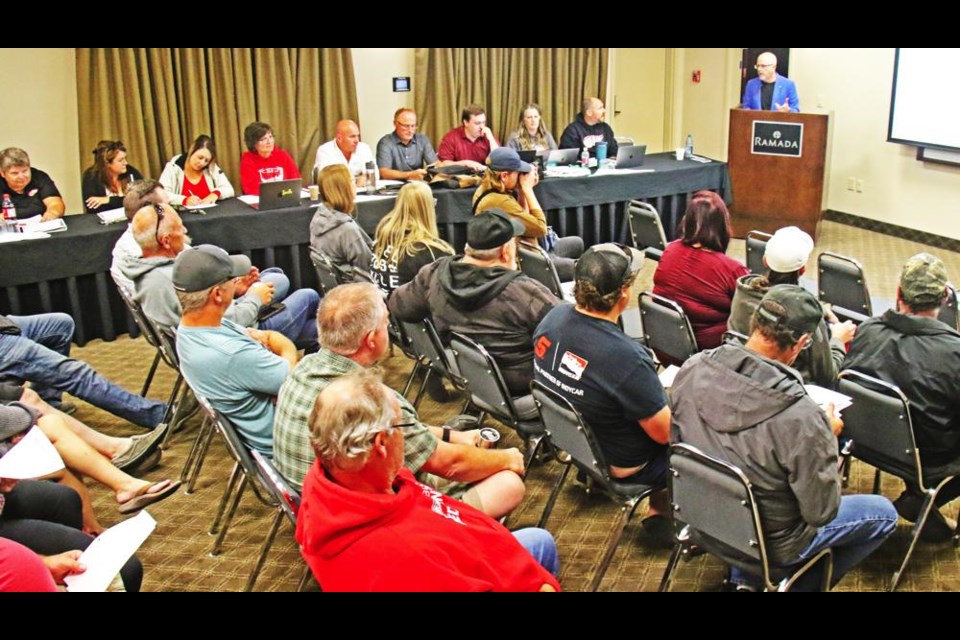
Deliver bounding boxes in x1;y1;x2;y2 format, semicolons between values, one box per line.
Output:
745;230;772;275
402;318;460;379
449;332;522;423
939;283;958;330
309;248;342;294
195;394;263;483
639;291;699;364
113;276;161;349
618;305;644;341
818;252;873;321
517;240;563;298
154;323;181;370
251;449;301;526
627;200;667;261
531;381;611;486
837;369;923;487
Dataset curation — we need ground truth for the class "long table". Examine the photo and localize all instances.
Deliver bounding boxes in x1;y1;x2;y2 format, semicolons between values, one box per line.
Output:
0;153;729;344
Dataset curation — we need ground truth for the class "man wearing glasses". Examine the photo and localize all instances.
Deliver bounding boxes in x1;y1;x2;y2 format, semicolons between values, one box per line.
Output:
376;108;440;182
741;51;801;112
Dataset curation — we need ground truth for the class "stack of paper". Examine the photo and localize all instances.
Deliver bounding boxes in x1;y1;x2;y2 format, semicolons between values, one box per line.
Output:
96;207;127;225
804;385;854;415
16;215;67;233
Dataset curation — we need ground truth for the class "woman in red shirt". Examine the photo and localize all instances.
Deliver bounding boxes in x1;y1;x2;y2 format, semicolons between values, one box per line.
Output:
653;191;749;351
239;122;301;195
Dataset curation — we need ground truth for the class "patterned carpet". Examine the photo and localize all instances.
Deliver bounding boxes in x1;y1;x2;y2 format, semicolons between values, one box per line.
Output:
68;220;960;591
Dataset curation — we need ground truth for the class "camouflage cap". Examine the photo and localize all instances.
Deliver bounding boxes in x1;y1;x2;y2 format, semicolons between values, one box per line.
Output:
900;253;948;306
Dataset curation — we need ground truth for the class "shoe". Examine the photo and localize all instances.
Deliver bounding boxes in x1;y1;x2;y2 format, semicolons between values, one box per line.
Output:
117;480;182;515
894;491;957;543
126;448;161;475
443;414;481;431
424;375;455;403
172;393;200;433
54;401;77;415
641;513;675;549
893;491;924;522
112;423;167;472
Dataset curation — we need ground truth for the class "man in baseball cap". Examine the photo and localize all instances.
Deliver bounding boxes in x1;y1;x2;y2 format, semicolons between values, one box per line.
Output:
172;245;251;292
844;252;960;542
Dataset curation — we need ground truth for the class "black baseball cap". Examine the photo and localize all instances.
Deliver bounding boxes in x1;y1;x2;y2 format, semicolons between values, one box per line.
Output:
467;209;526;251
575;243;644;296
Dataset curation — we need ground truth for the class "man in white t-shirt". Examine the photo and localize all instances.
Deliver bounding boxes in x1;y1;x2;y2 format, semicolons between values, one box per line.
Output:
314;119;377;183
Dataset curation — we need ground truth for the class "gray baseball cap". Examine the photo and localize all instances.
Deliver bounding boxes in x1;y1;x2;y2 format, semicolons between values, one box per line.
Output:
172;245;251;293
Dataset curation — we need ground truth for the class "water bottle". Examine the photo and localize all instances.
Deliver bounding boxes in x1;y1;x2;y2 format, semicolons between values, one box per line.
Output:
580;147;590;167
2;193;16;221
365;161;377;194
684;133;694;159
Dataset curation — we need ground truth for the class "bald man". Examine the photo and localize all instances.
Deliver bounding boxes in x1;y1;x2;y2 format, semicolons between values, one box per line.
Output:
742;52;800;113
314;119;378;183
558;97;619;159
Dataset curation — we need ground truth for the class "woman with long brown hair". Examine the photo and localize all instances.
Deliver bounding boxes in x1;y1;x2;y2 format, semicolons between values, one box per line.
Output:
82;140;144;212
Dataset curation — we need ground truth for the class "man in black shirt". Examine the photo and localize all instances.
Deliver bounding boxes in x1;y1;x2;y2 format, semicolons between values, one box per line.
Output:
0;147;65;220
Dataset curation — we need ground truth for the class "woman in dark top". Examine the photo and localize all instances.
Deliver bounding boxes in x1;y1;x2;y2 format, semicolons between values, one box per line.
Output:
372;181;454;296
652;190;749;351
81;140;144;212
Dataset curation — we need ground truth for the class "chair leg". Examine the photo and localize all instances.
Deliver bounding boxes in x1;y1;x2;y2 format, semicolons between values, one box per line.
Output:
159;376;185;451
411;368;432;410
658;543;684;593
589;497;640;592
872;469;883;495
402;361;422;398
210;474;248;557
297;565;313;592
523;434;545;468
186;421;218;494
140;351;161;397
890;490;938;591
244;510;284;592
180;416;210;483
209;462;242;535
538;463;572;529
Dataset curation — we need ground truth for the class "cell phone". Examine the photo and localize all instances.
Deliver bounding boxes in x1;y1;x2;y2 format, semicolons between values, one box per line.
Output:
256;302;285;323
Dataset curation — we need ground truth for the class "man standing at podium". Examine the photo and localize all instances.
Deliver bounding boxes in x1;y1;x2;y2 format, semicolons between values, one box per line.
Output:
742;52;800;113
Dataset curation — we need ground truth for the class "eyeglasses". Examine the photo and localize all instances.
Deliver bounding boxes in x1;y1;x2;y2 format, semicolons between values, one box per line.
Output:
755;63;775;70
257;133;275;144
153;204;165;245
376;421;419;435
395;122;418;129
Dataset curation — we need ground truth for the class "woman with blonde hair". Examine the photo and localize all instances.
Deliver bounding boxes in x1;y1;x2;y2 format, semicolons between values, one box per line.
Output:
506;103;558;152
372;181;454;296
310;165;374;285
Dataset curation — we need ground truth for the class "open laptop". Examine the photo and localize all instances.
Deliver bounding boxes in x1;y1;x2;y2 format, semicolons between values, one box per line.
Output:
614;144;647;169
546;148;580;166
251;179;302;211
518;149;548;172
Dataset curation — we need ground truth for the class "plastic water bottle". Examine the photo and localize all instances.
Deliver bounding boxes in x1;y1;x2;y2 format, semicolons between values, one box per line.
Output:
2;193;16;221
684;134;694;159
580;147;590;167
365;161;377;194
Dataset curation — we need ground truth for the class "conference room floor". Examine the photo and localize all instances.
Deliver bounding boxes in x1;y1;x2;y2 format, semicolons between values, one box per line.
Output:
70;219;960;592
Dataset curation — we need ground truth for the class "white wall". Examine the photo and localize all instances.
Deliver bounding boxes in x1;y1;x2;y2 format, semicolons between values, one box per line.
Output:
351;48;415;147
0;48;82;213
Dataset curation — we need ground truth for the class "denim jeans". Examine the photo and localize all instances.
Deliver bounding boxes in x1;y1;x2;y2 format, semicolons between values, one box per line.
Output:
731;494;897;591
0;314;166;428
512;527;559;576
259;288;320;351
258;267;290;304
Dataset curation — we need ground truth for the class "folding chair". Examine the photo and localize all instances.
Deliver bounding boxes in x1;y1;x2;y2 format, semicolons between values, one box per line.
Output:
399;318;463;409
308;248;342;294
615;136;635;146
627;201;667;262
638;291;699;365
517;240;564;299
152;324;198;449
722;329;749;346
531;381;660;591
660;443;833;592
112;275;163;397
449;332;545;466
939;284;958;330
745;230;772;275
837;369;958;591
818;251;872;324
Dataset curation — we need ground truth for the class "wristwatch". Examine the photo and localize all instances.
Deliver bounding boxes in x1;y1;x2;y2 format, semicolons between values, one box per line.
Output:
442;426;452;443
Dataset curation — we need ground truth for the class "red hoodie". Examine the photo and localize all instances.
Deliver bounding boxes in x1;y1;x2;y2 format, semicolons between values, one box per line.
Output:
296;463;560;592
239;149;301;195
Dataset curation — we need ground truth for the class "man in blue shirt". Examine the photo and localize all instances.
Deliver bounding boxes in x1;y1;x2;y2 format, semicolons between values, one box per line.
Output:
742;52;800;113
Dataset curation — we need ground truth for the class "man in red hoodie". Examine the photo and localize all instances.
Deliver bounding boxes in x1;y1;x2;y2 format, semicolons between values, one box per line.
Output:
296;370;560;592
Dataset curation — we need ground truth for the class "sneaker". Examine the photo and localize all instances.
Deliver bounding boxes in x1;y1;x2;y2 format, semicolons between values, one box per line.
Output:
112;423;167;472
424;375;455;403
172;393;200;433
54;401;77;416
641;514;675;549
894;491;957;543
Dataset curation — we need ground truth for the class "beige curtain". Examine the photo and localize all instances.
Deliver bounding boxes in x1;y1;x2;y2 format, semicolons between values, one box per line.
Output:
76;48;358;189
414;48;608;148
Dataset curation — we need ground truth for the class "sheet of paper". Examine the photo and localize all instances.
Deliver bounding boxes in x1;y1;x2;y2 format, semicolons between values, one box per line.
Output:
544;166;592;178
237;195;259;205
18;218;67;233
0;426;65;479
591;167;656;177
184;202;217;211
65;511;157;592
96;207;127;224
658;365;682;389
0;230;50;243
378;179;405;187
355;194;397;203
804;385;853;414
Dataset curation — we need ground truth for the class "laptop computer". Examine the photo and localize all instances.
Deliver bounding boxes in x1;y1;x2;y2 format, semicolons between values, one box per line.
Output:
614;144;647;169
546;148;580;166
518;149;548;172
251;179;303;211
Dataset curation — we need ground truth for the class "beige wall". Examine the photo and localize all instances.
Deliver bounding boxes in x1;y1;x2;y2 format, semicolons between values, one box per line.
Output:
610;48;667;152
0;48;82;213
351;48;415;149
675;48;740;161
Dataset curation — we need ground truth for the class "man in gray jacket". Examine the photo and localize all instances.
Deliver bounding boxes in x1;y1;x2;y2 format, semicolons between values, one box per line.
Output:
389;209;560;399
672;285;896;590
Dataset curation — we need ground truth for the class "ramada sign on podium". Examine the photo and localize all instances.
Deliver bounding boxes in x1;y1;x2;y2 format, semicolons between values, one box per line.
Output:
751;121;804;158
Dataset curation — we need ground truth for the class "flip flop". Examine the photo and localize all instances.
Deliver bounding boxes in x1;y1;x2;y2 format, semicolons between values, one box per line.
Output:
118;480;182;515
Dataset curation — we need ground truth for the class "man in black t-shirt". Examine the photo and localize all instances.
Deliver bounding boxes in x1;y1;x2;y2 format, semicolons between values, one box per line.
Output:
0;147;65;220
533;243;672;540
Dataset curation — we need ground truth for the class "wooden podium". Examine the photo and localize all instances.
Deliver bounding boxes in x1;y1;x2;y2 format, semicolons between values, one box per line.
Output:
727;109;829;239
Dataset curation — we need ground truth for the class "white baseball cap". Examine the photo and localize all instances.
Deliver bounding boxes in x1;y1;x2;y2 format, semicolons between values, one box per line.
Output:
764;226;814;273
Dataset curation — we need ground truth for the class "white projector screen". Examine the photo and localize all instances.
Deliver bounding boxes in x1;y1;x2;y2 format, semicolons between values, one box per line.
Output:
889;48;960;151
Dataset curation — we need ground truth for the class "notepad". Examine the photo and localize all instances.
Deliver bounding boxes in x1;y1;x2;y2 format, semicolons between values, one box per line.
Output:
96;207;127;225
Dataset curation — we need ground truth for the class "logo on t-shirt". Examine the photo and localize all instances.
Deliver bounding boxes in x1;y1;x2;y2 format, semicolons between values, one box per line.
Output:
27;189;38;197
559;351;588;381
534;336;552;359
259;167;284;182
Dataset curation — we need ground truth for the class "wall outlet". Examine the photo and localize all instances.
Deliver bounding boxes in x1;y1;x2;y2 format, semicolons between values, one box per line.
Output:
847;177;857;191
856;179;864;193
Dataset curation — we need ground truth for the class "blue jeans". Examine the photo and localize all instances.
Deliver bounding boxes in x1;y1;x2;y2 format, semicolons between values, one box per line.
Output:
513;527;559;576
731;494;897;591
0;314;166;428
258;268;289;304
260;288;320;351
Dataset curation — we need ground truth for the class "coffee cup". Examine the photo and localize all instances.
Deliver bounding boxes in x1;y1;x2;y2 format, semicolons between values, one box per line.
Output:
308;185;319;201
675;148;685;161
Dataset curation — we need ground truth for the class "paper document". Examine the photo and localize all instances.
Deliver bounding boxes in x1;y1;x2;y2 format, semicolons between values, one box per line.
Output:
0;426;65;479
0;230;51;243
355;194;397;203
658;365;682;389
591;167;656;177
184;203;217;211
544;166;591;178
65;511;157;592
378;179;405;187
804;385;853;415
14;215;67;233
237;195;259;205
96;207;127;224
687;155;712;164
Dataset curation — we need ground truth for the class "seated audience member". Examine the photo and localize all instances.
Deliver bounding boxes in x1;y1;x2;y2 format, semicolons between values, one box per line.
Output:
110;180;170;292
314;119;377;184
0;313;166;429
376;108;439;181
742;51;800;113
310;165;374;284
274;283;525;519
121;205;318;349
389;210;559;398
239;122;301;196
534;244;672;541
473;147;583;281
295;369;560;592
559;97;619;159
371;181;454;296
0;147;65;220
728;226;856;388
843;253;960;541
671;285;897;591
158;134;235;206
506;103;559;153
81;140;144;212
653;191;749;351
175;246;300;456
437;104;500;171
0;539;61;592
0;402;178;536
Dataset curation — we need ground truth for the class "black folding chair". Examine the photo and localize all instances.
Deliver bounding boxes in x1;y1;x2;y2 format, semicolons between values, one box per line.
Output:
112;275;163;397
939;284;958;330
627;200;667;262
818;251;872;324
531;381;660;591
745;230;772;275
660;443;833;592
517;240;564;299
309;248;342;294
638;291;699;365
399;318;463;409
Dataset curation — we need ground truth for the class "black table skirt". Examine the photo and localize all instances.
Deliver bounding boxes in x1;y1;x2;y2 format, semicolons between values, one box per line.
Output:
0;153;729;345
